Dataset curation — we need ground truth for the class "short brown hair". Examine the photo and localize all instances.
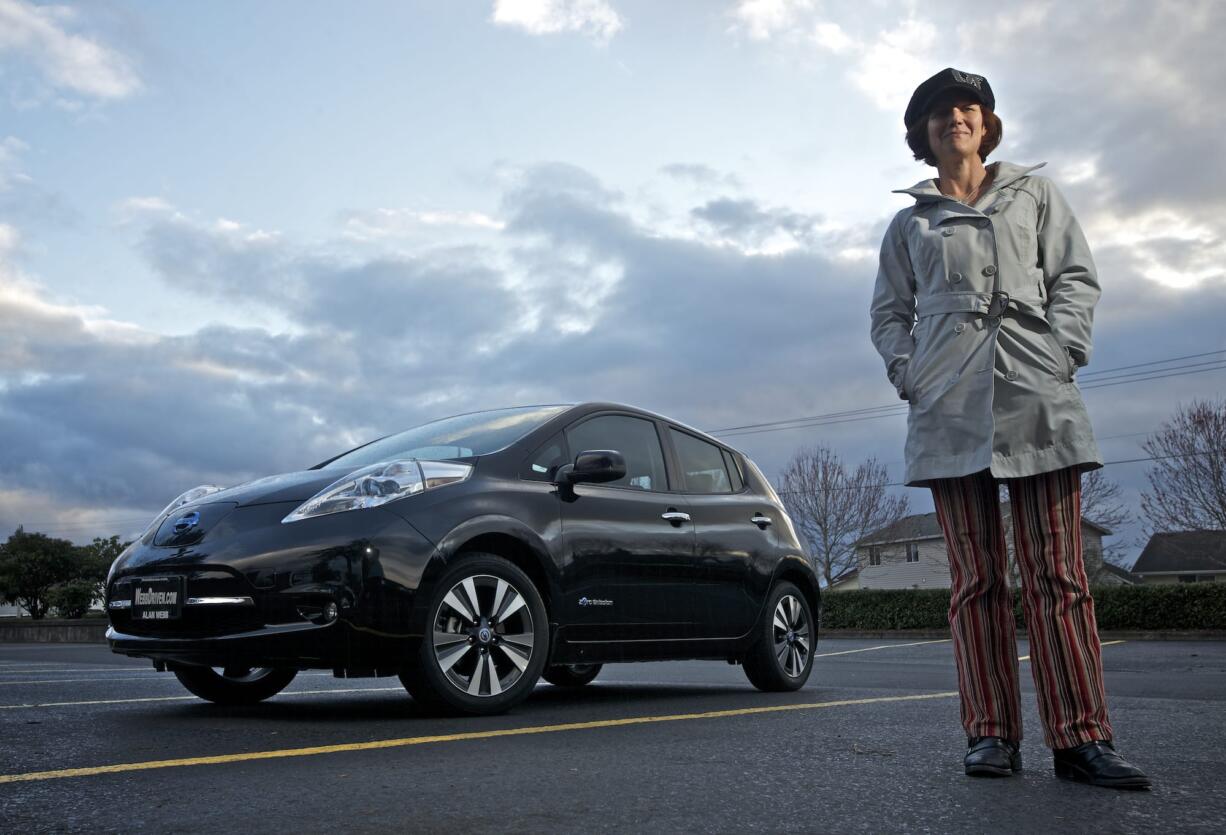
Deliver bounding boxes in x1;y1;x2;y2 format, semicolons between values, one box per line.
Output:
906;106;1003;166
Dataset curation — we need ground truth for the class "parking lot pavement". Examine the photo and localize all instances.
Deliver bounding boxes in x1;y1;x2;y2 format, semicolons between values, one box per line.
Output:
0;638;1222;834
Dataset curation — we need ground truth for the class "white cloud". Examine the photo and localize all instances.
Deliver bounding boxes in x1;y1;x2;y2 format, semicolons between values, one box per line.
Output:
811;21;854;55
806;16;939;112
1087;208;1226;289
341;208;506;242
1057;156;1100;185
491;0;623;43
0;135;33;191
0;0;141;100
0;221;18;255
730;0;816;41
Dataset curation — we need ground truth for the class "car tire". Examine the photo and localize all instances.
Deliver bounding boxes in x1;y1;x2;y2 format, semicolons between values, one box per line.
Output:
400;553;549;716
742;581;814;692
173;666;298;705
542;663;602;688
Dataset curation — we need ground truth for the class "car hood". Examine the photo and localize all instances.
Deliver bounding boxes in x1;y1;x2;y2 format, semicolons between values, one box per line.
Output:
206;468;355;507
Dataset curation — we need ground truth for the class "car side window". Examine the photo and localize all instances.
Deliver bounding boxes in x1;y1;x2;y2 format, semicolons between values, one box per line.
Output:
670;429;733;494
521;433;568;482
722;449;745;492
565;415;668;491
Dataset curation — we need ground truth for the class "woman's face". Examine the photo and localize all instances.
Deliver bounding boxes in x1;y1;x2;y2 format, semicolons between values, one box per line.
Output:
926;96;986;164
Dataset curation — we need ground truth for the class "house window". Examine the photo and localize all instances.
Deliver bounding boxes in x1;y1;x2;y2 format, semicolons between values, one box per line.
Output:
1178;575;1198;583
868;548;882;567
905;543;920;563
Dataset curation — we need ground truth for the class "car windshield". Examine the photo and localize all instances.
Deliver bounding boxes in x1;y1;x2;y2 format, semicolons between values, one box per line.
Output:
320;405;570;469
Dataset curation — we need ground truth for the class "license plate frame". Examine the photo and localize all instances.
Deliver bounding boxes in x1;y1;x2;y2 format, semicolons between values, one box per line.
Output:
131;576;184;621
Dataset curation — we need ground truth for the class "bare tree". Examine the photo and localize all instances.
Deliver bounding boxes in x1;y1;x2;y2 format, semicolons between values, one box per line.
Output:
1079;469;1131;568
778;446;909;587
1140;398;1226;533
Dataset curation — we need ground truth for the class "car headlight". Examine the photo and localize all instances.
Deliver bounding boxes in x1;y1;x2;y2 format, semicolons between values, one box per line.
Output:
282;459;472;524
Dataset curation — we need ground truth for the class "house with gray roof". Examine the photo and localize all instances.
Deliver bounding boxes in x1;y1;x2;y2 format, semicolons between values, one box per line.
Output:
840;505;1120;591
1131;531;1226;584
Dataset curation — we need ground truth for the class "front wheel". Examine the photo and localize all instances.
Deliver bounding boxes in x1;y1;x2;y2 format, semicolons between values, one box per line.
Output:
173;666;298;705
542;663;602;687
400;553;548;715
743;581;814;692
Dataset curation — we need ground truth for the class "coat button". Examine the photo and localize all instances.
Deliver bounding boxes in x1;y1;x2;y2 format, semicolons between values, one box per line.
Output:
951;272;963;283
983;265;997;276
1005;370;1019;381
941;229;954;237
954;323;966;334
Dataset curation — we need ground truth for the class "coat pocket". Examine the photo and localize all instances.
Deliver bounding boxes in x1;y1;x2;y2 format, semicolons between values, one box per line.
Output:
1039;327;1074;383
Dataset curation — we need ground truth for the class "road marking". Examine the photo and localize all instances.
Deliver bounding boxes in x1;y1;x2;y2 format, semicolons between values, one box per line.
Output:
0;691;959;784
0;668;156;675
0;671;336;686
1018;639;1125;663
0;667;155;671
814;639;951;657
0;687;404;711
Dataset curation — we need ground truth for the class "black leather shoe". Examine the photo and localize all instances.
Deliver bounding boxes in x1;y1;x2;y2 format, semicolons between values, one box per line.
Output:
964;736;1022;777
1053;740;1151;790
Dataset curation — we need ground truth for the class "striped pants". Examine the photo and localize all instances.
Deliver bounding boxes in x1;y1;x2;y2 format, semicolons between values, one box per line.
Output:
930;466;1113;749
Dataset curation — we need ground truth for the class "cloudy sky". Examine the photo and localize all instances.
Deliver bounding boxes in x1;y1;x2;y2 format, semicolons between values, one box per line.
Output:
1;0;1223;563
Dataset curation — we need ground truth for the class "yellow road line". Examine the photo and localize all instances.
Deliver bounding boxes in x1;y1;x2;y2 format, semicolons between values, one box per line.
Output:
0;687;405;711
0;671;335;687
815;639;951;657
0;668;151;675
1018;639;1125;663
0;691;959;784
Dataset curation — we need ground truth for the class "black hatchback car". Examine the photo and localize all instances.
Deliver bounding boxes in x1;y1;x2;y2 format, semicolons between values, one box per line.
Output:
106;403;819;714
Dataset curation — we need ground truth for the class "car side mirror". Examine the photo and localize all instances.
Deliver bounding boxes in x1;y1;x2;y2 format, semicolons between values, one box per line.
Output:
558;450;626;485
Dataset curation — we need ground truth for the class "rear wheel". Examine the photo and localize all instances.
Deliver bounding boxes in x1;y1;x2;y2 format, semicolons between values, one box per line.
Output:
542;663;602;687
173;666;298;705
400;553;548;715
743;581;814;692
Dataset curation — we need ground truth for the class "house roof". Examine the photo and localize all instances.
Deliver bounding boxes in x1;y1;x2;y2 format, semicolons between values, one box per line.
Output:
857;512;945;545
827;568;860;588
857;504;1112;546
1099;562;1138;584
1132;531;1226;574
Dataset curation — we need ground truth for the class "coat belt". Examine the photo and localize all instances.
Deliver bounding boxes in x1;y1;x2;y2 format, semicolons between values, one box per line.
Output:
915;292;1046;319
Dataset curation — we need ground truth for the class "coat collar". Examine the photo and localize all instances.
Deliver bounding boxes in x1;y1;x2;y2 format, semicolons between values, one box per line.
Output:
893;161;1046;203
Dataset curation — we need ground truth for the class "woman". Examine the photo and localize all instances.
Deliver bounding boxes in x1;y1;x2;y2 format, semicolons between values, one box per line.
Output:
869;68;1149;789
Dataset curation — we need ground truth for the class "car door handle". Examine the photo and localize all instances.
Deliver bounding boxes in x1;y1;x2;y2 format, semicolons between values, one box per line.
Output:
661;510;691;525
751;514;772;529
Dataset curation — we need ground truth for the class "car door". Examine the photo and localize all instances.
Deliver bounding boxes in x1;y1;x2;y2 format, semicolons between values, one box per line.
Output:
555;413;698;642
666;428;766;638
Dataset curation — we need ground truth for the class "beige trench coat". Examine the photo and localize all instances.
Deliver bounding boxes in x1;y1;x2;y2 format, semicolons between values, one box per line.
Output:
870;161;1103;486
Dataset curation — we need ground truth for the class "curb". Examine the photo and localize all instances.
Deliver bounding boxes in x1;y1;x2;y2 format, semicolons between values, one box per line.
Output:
3;623;1224;645
821;628;1226;641
0;619;109;644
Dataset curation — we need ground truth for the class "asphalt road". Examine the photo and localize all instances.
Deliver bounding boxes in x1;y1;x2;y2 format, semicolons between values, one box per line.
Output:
0;637;1222;834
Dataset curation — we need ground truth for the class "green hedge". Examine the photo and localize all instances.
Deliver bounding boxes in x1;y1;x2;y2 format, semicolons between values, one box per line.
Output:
821;584;1226;631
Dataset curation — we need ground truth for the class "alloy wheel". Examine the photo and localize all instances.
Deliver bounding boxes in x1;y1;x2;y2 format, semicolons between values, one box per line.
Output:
211;667;279;684
431;574;536;697
772;594;811;677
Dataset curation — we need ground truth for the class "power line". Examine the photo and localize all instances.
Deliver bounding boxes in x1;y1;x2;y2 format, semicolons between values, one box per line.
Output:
1080;362;1226;390
773;450;1212;495
1075;349;1226;378
712;353;1226;438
